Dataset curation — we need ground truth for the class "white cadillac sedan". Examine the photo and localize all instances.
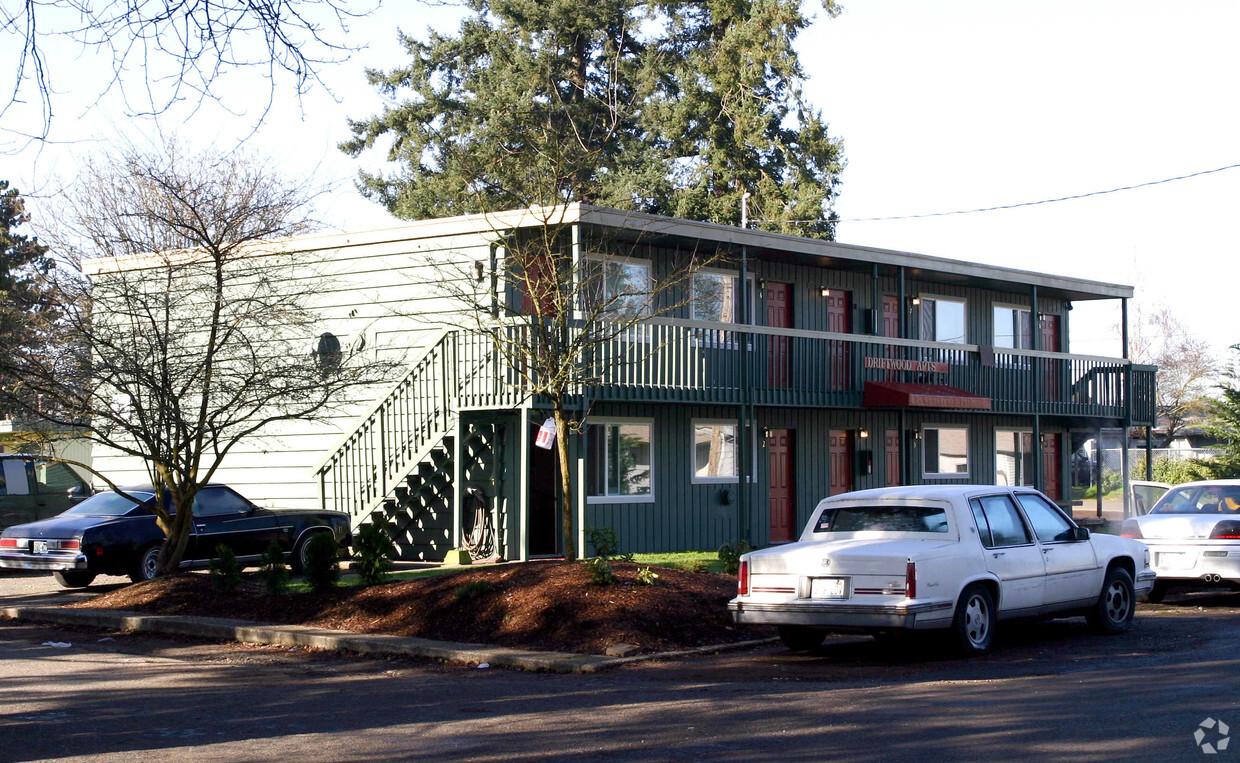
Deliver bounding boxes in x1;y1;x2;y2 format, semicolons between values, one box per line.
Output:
728;485;1154;655
1122;479;1240;602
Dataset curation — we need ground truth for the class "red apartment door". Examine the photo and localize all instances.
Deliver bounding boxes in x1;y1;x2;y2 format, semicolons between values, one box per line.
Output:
1042;433;1062;501
1041;313;1061;402
767;429;796;542
882;294;900;338
828;429;853;496
885;429;902;487
766;282;793;388
826;290;852;389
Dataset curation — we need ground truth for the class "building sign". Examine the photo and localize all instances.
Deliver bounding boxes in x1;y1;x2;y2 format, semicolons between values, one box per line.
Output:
863;356;950;374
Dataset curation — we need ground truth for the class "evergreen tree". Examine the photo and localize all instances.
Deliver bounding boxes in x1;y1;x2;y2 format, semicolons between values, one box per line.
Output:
0;182;62;414
342;0;844;237
1197;346;1240;479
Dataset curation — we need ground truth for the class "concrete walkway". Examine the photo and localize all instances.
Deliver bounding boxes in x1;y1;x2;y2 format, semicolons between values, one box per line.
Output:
0;603;773;674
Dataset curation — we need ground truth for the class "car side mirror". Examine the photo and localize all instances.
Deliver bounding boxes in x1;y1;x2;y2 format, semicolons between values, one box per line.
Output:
1072;526;1090;541
66;485;85;497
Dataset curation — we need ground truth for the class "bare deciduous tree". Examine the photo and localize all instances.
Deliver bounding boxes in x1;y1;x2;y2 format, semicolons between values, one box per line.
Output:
2;141;397;574
1128;305;1216;445
3;0;370;142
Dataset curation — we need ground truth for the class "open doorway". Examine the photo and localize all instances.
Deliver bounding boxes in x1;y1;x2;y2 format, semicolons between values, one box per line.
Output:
528;423;561;557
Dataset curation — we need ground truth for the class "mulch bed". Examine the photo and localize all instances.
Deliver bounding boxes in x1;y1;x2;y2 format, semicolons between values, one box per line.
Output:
69;560;768;655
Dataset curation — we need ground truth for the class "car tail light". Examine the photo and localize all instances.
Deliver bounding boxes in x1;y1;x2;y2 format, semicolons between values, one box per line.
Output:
0;538;16;548
60;540;81;550
1212;521;1240;539
905;560;916;599
737;559;750;596
1119;520;1143;539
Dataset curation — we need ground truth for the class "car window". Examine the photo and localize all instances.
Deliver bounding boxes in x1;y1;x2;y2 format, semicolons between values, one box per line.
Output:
1016;493;1076;542
969;495;1032;548
813;505;950;534
192;487;252;517
33;462;85;493
1150;486;1240;514
63;491;154;516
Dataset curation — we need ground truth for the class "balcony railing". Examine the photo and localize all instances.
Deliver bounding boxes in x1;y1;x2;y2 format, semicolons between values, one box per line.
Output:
455;318;1156;424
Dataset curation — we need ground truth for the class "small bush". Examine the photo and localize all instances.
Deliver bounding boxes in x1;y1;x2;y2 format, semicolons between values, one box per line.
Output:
586;526;621;559
1132;457;1211;485
208;544;242;592
717;540;751;576
634;566;660;586
585;556;617;586
303;532;341;594
685;559;711;574
258;542;289;595
353;522;395;586
453;579;492;602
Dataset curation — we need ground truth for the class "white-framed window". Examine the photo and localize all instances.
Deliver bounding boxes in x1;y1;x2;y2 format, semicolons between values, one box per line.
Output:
586;419;654;502
919;296;967;344
995;429;1034;487
993;305;1033;349
582;254;652;319
690;269;757;324
692;419;739;482
922;425;969;477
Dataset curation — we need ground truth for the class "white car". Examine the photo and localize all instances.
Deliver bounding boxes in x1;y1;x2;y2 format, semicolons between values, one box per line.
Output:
1123;479;1240;602
728;485;1154;654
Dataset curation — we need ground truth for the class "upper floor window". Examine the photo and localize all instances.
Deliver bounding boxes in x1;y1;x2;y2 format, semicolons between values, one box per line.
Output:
691;270;755;324
582;255;652;320
993;305;1032;349
919;296;966;344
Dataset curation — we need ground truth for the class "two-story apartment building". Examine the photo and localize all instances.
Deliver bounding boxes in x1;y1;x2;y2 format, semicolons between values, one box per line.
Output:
86;204;1156;562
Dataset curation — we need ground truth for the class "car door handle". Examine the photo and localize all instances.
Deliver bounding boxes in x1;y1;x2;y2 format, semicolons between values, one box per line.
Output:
196;524;207;530
992;552;1005;558
1042;548;1052;554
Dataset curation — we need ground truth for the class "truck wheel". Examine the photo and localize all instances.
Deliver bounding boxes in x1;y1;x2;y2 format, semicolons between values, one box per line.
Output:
952;583;995;655
777;625;825;652
1086;567;1135;634
130;544;162;583
53;570;97;588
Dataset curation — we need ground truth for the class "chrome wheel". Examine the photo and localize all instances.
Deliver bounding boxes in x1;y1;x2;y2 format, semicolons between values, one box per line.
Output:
1088;567;1135;634
962;593;991;648
1102;579;1131;625
952;584;995;655
130;545;161;583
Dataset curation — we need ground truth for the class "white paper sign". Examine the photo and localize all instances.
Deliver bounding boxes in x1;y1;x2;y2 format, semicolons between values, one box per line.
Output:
535;418;556;449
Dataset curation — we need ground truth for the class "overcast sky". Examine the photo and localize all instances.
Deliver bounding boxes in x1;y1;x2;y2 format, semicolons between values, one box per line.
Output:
7;0;1237;361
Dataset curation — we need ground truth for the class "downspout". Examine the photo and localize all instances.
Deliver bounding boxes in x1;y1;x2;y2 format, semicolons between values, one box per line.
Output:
738;193;753;545
1121;297;1132;518
1031;285;1042;490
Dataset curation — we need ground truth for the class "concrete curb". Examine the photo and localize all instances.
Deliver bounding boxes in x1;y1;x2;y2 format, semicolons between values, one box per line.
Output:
1;605;773;674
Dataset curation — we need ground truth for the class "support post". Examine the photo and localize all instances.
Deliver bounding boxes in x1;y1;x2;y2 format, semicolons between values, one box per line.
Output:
898;267;907;339
517;407;530;561
452;416;465;548
738;243;752;544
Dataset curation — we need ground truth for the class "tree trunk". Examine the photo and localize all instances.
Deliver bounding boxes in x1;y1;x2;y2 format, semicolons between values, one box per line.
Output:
553;404;576;560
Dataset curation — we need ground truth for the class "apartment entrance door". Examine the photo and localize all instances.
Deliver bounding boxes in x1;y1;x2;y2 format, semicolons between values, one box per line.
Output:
828;429;853;496
767;429;796;542
766;282;793;388
528;422;560;557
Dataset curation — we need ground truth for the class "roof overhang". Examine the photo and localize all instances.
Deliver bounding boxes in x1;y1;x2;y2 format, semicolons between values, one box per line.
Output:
863;381;992;411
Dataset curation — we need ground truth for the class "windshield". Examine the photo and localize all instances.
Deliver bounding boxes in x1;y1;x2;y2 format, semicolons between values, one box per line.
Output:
1151;485;1240;515
813;505;950;534
62;490;155;516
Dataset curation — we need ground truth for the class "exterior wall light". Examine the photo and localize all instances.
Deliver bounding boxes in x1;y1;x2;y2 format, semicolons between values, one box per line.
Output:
819;286;831;297
911;297;921;306
858;428;869;439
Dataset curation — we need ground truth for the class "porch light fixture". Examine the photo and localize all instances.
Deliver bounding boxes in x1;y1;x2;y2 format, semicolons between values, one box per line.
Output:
858;428;869;439
911;297;921;306
758;277;767;292
819;286;831;297
474;260;486;282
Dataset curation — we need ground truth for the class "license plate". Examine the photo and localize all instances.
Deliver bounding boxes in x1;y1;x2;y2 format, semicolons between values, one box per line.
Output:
811;577;848;599
32;541;47;555
1156;551;1192;570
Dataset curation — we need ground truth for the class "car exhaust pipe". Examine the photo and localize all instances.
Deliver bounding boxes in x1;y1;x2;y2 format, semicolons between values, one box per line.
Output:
1203;574;1223;583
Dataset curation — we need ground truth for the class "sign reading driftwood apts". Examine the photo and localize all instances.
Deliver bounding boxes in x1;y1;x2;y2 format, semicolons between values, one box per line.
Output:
863;357;950;374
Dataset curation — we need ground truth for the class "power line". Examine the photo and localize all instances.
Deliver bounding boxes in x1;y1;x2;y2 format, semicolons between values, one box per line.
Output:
753;162;1240;225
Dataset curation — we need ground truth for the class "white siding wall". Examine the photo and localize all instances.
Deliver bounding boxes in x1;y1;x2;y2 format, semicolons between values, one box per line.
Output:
90;228;493;510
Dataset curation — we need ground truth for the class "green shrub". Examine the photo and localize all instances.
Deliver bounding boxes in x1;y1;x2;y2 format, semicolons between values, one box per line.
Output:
634;566;660;586
1132;457;1210;485
717;540;751;576
585;556;617;585
586;526;621;558
353;523;395;586
685;559;711;574
303;532;341;594
208;544;242;592
258;542;289;595
453;579;492;602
